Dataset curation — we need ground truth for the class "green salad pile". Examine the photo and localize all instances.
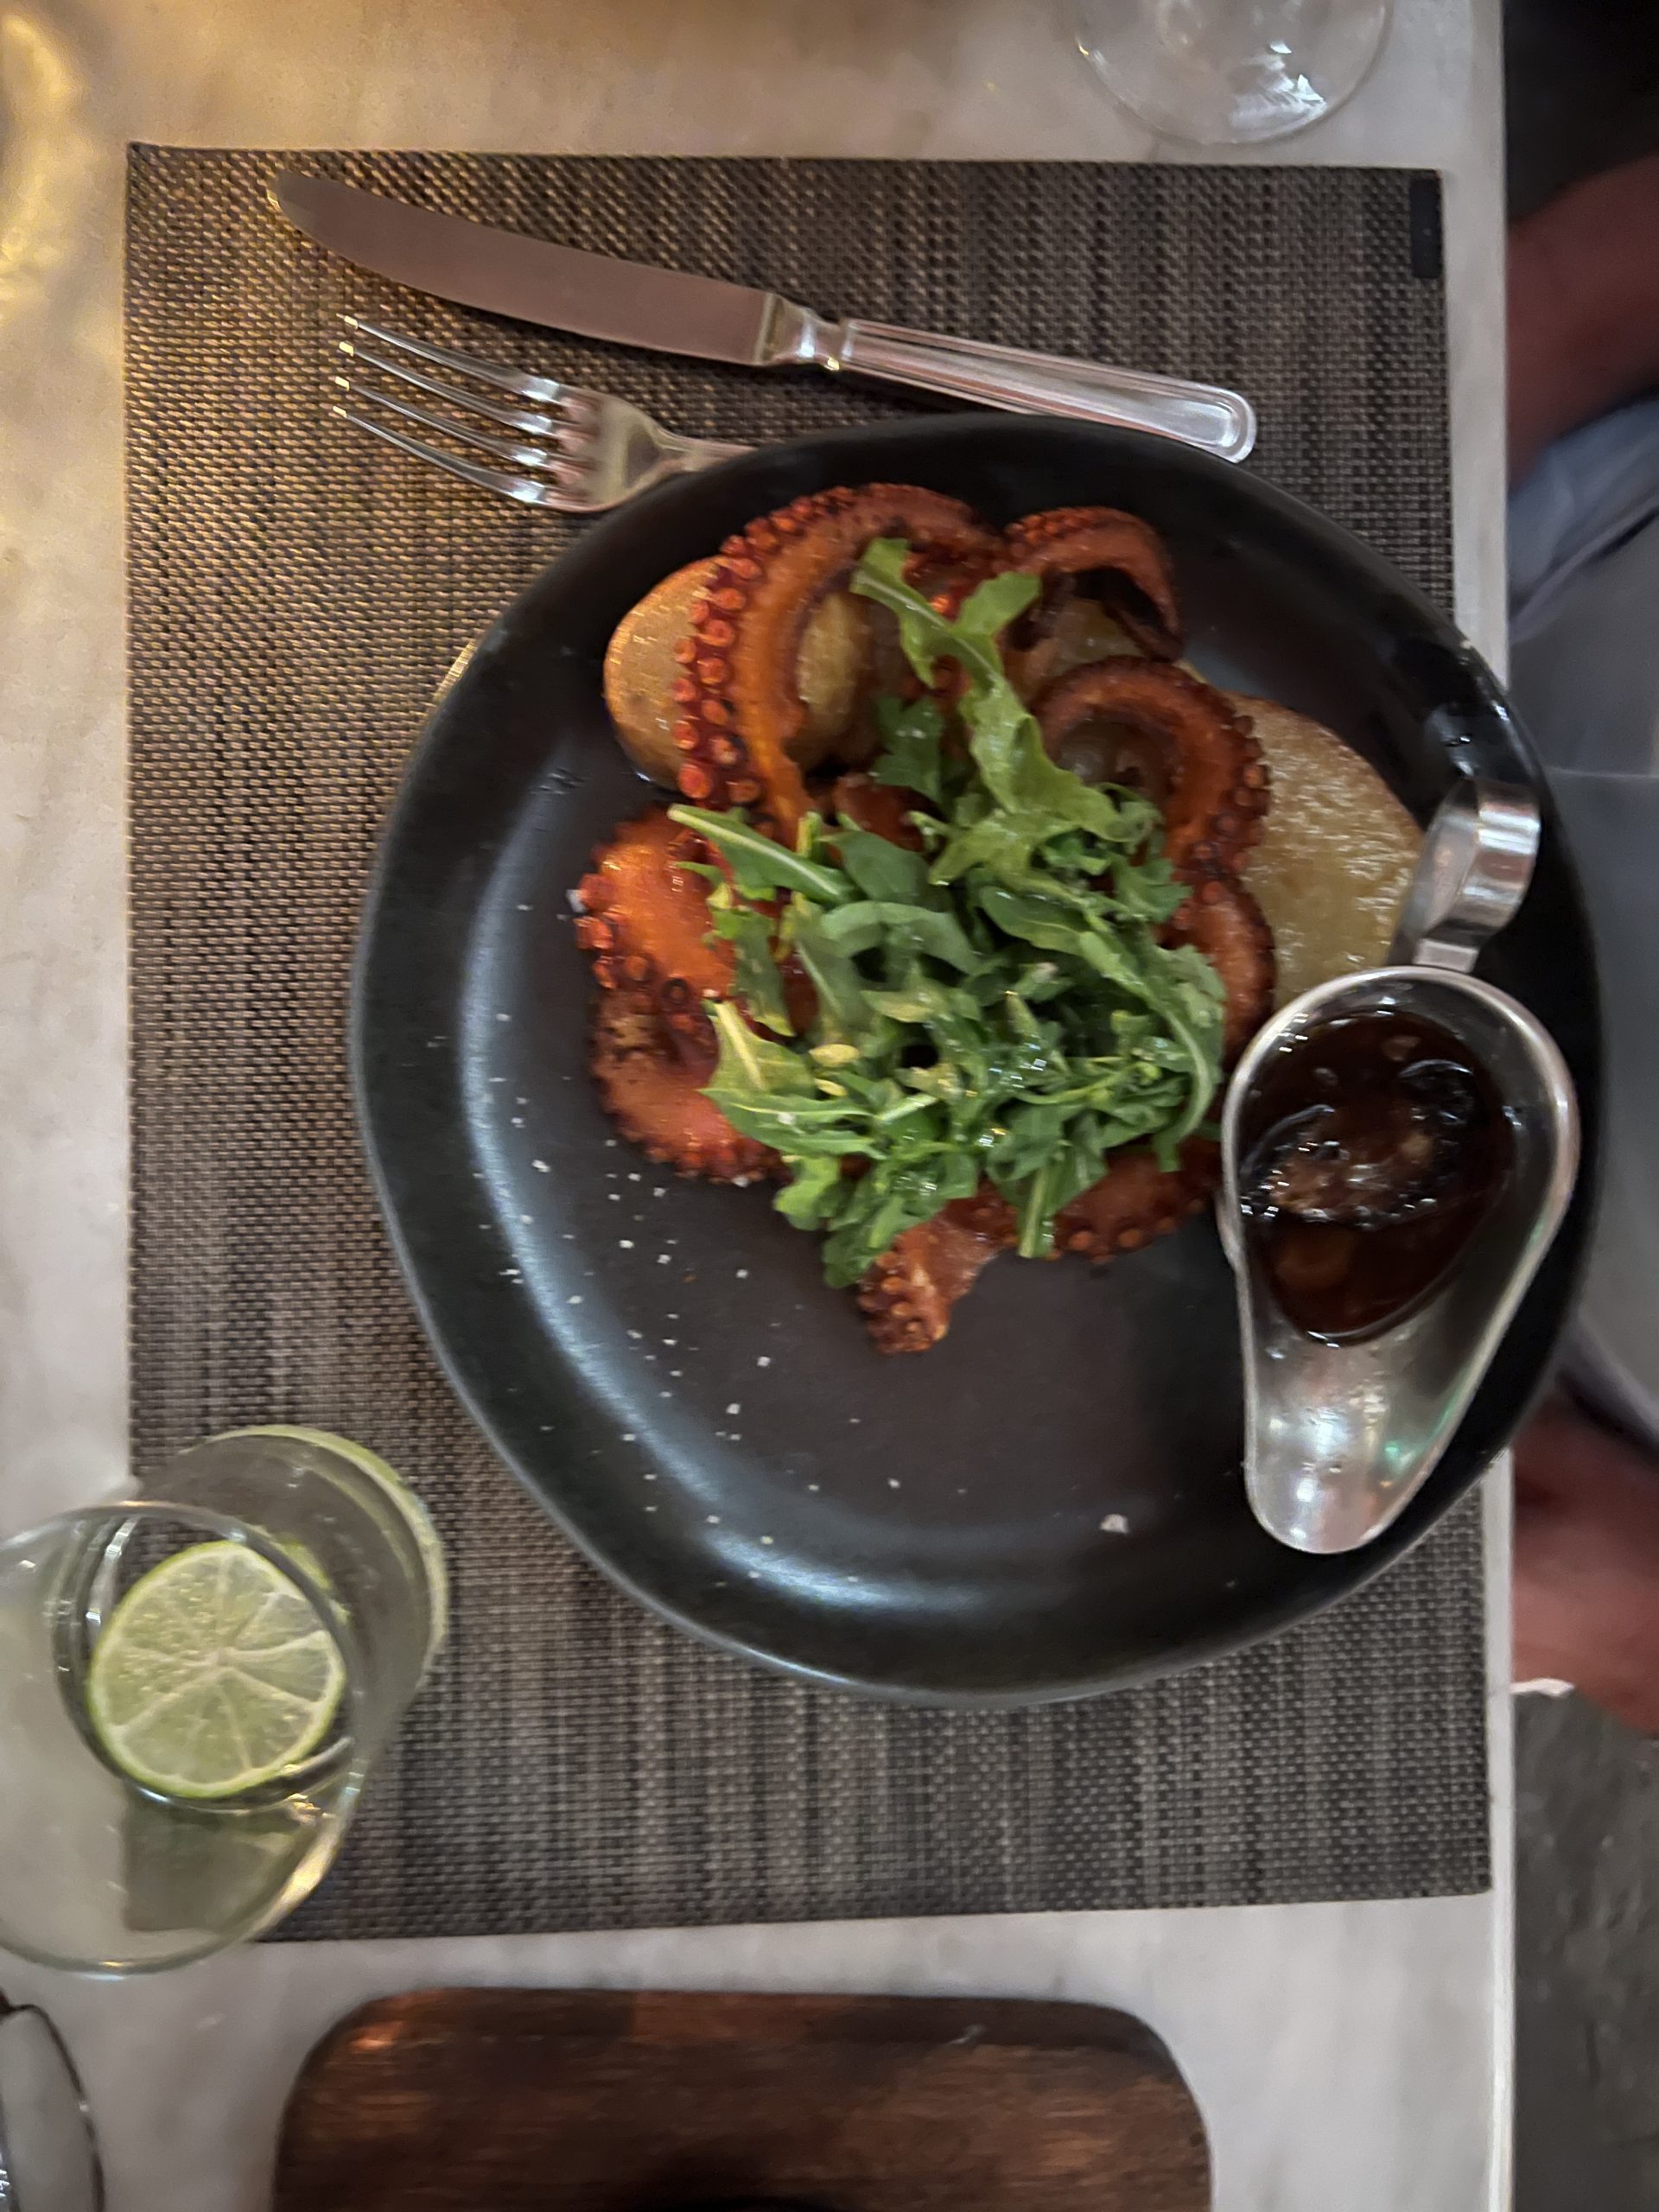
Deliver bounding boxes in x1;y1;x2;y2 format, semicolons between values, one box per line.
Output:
666;537;1225;1287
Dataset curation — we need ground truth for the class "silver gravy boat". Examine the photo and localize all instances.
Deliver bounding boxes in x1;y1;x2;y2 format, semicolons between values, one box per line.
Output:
1219;780;1580;1554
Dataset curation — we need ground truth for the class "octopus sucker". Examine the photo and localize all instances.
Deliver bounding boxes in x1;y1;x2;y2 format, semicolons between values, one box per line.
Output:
856;1189;1017;1355
588;989;779;1184
1032;660;1268;872
575;807;732;1046
683;484;1000;842
604;558;877;787
1166;868;1277;1062
1056;1140;1221;1262
1004;505;1183;659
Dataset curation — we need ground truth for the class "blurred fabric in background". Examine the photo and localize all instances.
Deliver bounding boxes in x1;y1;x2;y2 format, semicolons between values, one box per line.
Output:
1506;5;1659;2209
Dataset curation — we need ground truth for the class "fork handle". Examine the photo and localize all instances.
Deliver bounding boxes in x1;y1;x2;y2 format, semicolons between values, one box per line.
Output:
831;321;1256;463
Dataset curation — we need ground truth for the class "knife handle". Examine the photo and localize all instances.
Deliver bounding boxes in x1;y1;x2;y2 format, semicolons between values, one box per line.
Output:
833;321;1256;463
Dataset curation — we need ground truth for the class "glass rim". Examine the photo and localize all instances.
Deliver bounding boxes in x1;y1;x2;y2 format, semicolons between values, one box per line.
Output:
206;1427;449;1680
0;1497;377;1714
0;1990;105;2211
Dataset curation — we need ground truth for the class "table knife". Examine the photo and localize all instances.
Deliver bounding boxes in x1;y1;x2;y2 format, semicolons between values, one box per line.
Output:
270;172;1256;463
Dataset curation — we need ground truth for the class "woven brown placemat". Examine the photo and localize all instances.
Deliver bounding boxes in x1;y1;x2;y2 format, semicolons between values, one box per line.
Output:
126;149;1485;1936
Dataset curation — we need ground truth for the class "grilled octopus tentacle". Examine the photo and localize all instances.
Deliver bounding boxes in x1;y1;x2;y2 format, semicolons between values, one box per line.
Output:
1033;661;1269;872
1055;1140;1221;1262
856;1188;1017;1355
675;484;1000;842
578;483;1285;1346
588;989;778;1184
575;807;733;1052
1004;505;1183;659
1166;868;1276;1063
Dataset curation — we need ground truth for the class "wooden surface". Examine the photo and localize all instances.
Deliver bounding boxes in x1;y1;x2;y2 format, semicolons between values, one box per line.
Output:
272;1987;1211;2210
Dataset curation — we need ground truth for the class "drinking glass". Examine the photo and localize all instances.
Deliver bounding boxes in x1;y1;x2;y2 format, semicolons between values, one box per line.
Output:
1076;0;1393;145
0;1427;447;1973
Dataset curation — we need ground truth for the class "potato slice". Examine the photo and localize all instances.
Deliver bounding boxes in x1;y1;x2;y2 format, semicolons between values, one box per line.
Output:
1009;598;1142;699
602;558;872;787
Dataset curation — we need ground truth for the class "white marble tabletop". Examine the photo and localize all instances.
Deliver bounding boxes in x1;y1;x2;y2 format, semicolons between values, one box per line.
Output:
0;1;1512;2205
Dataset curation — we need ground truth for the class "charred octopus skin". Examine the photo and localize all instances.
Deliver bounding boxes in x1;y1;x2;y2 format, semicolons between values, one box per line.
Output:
575;808;733;1054
855;1134;1230;1348
1003;505;1183;658
1055;1140;1220;1262
672;485;1000;843
1166;868;1276;1065
1033;660;1269;874
588;989;779;1185
856;1189;1017;1356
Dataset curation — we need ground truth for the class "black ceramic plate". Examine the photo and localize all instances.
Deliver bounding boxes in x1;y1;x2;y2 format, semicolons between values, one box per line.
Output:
353;418;1599;1704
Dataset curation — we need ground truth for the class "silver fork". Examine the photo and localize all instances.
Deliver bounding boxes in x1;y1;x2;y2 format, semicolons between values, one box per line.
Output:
334;318;751;513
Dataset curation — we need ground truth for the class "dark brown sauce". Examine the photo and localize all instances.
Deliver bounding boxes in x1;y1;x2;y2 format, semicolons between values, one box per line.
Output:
1238;1011;1513;1343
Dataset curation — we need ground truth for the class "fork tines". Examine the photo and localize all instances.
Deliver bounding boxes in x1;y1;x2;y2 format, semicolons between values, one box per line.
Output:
334;317;600;509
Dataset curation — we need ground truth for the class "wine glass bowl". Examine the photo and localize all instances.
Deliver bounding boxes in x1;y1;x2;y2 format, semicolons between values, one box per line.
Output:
1077;0;1394;146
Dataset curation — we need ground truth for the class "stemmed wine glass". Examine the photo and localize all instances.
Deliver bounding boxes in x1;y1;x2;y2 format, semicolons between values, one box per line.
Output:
1077;0;1394;145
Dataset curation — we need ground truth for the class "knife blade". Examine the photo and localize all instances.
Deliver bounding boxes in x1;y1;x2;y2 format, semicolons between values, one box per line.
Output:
270;172;1257;461
273;173;809;368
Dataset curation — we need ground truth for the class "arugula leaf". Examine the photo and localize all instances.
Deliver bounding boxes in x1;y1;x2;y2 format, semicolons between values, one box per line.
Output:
664;537;1232;1291
865;973;957;1025
705;1000;817;1098
852;538;950;682
707;897;794;1035
854;550;1158;850
975;883;1094;958
774;1155;844;1229
818;900;982;971
853;538;1039;685
953;568;1044;649
1000;1113;1124;1260
870;696;946;805
966;684;1140;838
817;1146;982;1287
791;909;876;1046
1105;850;1191;925
668;806;849;905
831;821;932;905
708;1103;878;1157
